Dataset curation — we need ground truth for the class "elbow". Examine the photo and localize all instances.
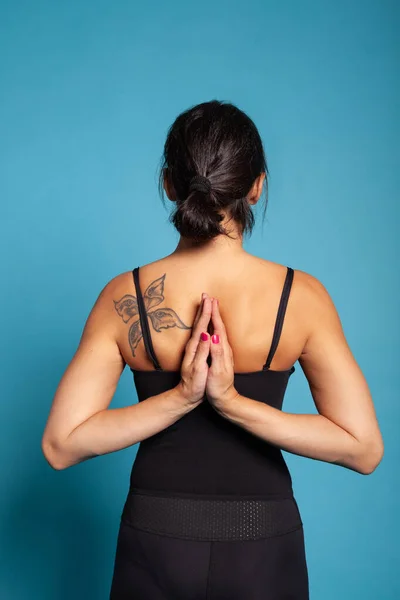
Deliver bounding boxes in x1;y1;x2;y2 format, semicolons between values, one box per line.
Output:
41;436;71;471
356;438;384;475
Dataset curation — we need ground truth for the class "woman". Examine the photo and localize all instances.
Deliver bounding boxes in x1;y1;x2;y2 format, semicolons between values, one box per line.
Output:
42;100;384;599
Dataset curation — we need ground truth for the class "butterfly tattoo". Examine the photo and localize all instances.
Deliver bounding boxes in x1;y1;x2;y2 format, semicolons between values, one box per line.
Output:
113;273;191;357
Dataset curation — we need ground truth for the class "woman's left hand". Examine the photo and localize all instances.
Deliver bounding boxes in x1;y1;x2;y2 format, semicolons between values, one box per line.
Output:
205;298;240;409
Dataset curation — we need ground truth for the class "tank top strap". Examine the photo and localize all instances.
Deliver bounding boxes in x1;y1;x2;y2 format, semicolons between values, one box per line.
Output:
263;267;294;370
132;267;163;371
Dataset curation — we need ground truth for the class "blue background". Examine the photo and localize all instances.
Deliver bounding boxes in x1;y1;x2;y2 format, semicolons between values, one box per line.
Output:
1;1;399;598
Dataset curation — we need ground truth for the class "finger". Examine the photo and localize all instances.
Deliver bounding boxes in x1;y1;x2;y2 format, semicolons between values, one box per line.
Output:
183;297;212;366
211;298;233;359
192;331;211;368
192;295;212;337
209;324;225;370
211;298;228;344
192;293;209;329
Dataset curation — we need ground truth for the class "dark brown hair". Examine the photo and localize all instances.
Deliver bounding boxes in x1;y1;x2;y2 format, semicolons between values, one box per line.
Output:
159;100;269;242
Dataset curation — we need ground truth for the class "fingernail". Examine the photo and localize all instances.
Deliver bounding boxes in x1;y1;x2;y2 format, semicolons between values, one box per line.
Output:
211;334;219;344
201;332;208;341
202;293;206;299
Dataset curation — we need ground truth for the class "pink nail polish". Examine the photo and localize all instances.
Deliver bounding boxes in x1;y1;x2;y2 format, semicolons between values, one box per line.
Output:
201;332;208;341
212;334;219;344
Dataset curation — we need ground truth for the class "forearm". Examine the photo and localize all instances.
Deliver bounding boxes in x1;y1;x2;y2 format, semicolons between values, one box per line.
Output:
215;394;379;474
44;384;197;469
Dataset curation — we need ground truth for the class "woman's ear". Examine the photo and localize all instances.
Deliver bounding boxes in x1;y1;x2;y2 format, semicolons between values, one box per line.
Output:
163;169;177;201
247;172;266;205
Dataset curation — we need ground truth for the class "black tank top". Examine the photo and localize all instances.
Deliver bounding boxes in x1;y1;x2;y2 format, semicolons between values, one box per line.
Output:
127;265;296;501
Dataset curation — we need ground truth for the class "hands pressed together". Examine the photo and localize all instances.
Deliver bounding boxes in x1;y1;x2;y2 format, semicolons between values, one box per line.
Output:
177;293;240;410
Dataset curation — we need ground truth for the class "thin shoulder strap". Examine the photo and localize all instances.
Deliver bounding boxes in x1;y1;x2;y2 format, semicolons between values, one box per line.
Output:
263;267;294;370
132;267;163;371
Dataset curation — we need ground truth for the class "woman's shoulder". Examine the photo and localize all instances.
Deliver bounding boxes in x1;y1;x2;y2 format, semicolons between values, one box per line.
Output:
242;258;337;331
240;255;328;294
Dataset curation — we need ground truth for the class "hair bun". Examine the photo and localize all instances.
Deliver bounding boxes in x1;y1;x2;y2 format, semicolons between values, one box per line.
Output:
172;188;223;242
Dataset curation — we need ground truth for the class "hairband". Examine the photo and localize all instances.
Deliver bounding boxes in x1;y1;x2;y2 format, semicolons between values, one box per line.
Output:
188;175;212;195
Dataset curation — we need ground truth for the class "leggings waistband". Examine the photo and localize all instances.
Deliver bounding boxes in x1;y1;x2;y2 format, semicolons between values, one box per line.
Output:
121;490;303;541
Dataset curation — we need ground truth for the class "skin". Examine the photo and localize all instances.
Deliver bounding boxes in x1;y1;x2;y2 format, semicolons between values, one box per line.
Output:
41;173;384;474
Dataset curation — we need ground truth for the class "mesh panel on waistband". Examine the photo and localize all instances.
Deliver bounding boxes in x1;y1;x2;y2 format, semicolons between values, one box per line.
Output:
121;491;302;541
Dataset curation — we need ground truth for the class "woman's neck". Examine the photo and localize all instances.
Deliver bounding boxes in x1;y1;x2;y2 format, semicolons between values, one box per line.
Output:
172;215;246;258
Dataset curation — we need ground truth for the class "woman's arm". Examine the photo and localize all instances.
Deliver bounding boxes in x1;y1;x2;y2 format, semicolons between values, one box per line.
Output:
41;278;213;470
207;274;384;475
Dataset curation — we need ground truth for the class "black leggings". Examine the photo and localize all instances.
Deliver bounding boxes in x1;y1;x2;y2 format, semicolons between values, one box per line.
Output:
109;520;309;599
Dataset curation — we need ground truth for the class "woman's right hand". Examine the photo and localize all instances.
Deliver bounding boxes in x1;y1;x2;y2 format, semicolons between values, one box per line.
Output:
176;293;212;405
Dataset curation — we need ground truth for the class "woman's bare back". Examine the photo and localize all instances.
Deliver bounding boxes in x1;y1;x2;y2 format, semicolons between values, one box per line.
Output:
112;253;308;374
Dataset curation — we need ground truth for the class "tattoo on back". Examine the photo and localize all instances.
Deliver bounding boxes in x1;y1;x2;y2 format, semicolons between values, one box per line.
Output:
113;273;191;357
